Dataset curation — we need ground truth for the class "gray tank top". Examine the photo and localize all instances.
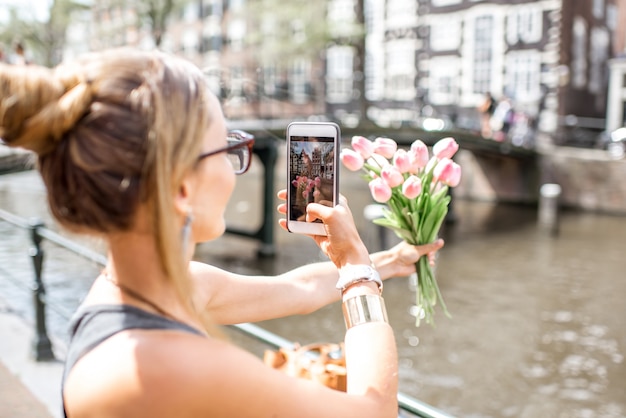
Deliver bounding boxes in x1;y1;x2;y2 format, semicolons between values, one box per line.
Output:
61;304;205;417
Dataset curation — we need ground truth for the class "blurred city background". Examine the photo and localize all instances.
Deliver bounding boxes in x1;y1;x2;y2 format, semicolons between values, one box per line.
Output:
1;1;626;417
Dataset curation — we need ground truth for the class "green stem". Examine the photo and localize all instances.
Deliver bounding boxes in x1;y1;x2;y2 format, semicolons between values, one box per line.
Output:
414;256;450;327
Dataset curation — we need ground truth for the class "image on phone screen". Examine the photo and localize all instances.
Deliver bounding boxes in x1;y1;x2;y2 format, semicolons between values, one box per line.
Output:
288;136;336;224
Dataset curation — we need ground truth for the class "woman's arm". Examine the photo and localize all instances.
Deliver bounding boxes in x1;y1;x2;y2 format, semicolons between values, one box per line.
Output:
191;235;443;325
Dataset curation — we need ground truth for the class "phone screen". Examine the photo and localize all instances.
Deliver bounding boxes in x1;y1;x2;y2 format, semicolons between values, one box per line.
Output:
288;135;336;224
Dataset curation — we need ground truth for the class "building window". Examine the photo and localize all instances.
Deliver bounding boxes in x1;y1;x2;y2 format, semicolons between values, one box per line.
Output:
593;0;604;19
589;27;609;94
182;28;198;55
507;7;542;45
201;0;223;18
606;4;617;31
385;39;416;101
505;51;540;102
227;18;246;51
230;66;244;98
328;0;355;23
364;0;382;33
428;56;460;105
201;22;221;52
571;16;587;89
289;59;310;104
229;0;245;12
473;15;493;94
364;0;384;101
430;17;461;51
183;2;197;22
328;0;356;37
365;50;384;101
387;0;416;28
326;45;354;103
259;64;275;97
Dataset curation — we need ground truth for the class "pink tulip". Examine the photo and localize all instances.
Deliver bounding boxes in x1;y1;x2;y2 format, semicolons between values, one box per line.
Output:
373;137;398;159
381;165;404;188
402;175;422;199
393;149;412;173
425;156;438;173
367;153;390;168
351;135;375;159
408;140;429;172
340;148;364;171
368;177;392;203
432;137;459;160
433;158;462;187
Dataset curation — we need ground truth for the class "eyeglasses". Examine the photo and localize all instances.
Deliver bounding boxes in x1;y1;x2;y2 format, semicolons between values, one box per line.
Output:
197;130;255;175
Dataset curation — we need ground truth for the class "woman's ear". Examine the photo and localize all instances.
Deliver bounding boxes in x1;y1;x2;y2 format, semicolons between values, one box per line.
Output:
174;175;194;216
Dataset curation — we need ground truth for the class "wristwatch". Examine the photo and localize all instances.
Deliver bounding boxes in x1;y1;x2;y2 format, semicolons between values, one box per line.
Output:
336;264;383;294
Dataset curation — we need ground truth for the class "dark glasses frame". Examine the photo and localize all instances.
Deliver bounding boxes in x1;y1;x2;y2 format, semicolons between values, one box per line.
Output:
197;129;255;174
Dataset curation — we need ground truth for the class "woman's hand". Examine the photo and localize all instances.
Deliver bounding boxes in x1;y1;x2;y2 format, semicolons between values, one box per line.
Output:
277;190;370;268
371;239;444;280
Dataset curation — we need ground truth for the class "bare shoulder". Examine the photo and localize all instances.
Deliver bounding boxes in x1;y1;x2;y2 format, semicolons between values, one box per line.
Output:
64;328;360;418
188;260;230;278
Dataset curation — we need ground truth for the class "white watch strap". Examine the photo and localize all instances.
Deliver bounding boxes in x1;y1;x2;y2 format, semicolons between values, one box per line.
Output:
336;264;382;293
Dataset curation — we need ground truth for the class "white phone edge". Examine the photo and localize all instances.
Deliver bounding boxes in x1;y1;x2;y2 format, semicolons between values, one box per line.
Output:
286;122;340;236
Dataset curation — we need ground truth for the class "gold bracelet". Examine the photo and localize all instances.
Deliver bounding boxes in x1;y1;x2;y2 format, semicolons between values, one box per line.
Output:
342;294;388;329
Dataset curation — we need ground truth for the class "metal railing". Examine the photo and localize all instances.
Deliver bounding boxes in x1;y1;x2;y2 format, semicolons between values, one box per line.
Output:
0;207;455;418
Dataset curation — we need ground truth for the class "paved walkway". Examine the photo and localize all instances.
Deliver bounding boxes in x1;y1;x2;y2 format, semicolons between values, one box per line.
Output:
0;296;64;418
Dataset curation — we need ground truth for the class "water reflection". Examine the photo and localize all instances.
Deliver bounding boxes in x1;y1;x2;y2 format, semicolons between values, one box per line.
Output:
1;166;625;417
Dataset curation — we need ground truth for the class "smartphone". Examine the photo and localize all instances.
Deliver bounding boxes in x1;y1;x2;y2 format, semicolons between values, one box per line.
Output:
286;122;340;236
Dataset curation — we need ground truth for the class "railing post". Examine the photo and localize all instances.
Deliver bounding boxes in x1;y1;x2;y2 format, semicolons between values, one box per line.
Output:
29;218;55;361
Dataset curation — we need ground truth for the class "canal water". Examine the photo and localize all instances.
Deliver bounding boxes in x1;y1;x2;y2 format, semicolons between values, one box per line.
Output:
0;145;624;418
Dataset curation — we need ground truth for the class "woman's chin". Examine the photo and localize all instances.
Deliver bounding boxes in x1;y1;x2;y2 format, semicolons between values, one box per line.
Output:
203;223;226;242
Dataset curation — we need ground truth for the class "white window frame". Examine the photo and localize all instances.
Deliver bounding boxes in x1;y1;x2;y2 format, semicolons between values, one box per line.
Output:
289;59;310;104
385;39;416;101
589;27;609;94
593;0;605;19
428;56;461;105
328;0;356;37
228;19;246;51
386;0;417;29
364;0;385;101
472;14;494;95
182;28;198;55
326;46;355;103
430;17;462;51
507;7;543;45
505;50;541;103
571;16;588;89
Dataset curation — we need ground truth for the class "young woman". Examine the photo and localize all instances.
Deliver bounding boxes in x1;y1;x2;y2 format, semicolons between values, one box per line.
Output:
0;48;443;418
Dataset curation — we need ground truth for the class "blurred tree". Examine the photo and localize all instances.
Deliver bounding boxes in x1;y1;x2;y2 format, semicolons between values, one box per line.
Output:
105;0;194;47
0;0;88;67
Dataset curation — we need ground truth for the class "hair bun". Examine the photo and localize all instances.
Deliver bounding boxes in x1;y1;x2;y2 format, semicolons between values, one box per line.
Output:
0;63;93;155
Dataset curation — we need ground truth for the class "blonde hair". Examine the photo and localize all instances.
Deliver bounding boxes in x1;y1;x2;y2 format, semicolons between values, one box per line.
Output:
0;48;218;335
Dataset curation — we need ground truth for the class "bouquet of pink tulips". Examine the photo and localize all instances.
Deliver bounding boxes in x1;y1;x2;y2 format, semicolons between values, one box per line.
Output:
341;135;462;326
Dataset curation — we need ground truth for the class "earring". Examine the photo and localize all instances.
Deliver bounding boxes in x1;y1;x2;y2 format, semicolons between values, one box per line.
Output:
181;210;194;256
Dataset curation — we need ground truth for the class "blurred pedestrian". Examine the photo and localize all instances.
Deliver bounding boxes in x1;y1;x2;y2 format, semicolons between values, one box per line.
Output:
491;96;514;142
478;92;496;138
11;42;29;65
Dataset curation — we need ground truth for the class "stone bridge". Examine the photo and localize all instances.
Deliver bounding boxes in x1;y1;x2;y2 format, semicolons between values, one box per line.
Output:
240;120;541;207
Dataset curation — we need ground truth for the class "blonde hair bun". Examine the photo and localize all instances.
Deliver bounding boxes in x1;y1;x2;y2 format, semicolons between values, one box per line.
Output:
0;63;91;155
